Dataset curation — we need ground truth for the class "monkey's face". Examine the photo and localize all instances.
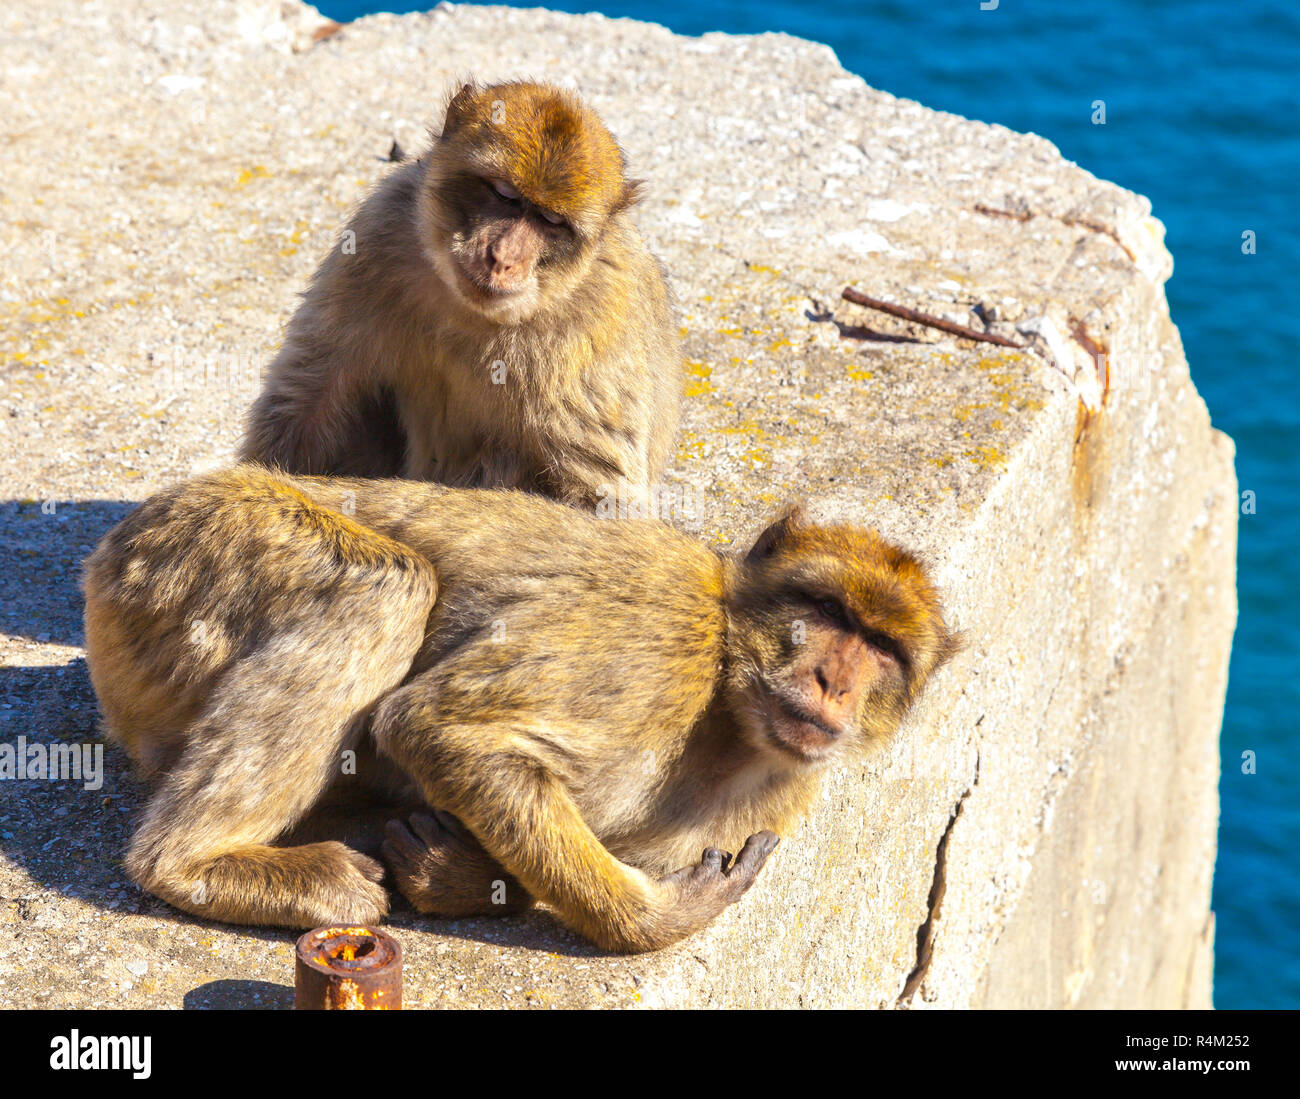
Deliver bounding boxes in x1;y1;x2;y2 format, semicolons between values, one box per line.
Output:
421;81;641;324
426;174;570;322
726;507;959;765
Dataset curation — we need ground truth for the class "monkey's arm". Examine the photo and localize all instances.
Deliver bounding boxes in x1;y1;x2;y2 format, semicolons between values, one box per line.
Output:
534;426;656;508
371;694;776;952
240;333;390;475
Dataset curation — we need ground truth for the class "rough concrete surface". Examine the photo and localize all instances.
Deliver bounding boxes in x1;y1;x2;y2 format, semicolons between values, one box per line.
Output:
0;0;1235;1008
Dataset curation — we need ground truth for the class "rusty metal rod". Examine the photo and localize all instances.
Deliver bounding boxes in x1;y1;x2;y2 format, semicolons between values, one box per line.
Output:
840;286;1025;349
295;925;403;1010
973;203;1136;261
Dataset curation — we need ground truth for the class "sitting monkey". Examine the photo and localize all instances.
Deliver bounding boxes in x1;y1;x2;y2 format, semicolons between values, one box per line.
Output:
239;81;683;506
82;465;958;952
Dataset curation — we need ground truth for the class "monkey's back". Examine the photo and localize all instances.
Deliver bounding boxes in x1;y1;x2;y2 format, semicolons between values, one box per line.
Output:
283;471;729;769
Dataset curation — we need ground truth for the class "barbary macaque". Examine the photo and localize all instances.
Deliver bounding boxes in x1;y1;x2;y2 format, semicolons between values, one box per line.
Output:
239;81;683;507
82;465;958;951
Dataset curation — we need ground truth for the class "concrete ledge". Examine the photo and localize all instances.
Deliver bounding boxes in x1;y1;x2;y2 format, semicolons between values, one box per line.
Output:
0;0;1233;1007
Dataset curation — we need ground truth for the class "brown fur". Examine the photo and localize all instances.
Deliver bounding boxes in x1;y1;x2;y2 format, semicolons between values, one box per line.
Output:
82;466;958;951
238;80;682;506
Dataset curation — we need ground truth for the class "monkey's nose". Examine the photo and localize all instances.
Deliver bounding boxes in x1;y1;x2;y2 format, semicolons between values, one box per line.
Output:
483;262;527;293
814;665;850;702
488;251;527;282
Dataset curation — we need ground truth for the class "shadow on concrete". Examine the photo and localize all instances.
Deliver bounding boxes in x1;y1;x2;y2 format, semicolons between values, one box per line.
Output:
0;498;135;646
184;979;295;1010
384;904;608;959
0;656;150;919
804;307;926;345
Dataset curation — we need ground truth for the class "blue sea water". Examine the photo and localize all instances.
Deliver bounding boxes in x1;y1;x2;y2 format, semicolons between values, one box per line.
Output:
319;0;1299;1008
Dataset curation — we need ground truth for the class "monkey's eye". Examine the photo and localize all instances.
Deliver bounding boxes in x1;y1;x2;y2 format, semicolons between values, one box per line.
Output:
491;179;522;201
817;598;849;626
864;628;905;665
539;207;566;226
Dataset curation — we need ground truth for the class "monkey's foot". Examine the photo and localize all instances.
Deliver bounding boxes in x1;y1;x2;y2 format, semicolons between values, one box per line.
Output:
173;841;391;928
659;831;781;922
382;810;534;917
292;842;391;927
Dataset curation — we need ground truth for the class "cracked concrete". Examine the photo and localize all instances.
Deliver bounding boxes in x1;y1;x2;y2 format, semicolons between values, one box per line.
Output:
898;752;980;1008
0;0;1232;1007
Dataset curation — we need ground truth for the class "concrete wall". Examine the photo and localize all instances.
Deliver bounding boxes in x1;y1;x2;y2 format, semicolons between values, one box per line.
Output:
0;0;1233;1007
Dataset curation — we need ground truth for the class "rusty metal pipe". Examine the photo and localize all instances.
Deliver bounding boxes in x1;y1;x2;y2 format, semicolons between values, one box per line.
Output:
294;925;403;1010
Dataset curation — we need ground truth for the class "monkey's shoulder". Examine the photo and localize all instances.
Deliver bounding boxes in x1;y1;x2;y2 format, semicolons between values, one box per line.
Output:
432;508;723;602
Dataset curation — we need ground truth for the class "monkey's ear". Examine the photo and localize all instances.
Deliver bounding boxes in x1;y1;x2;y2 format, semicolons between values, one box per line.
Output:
613;179;645;214
441;82;477;138
935;629;965;669
746;502;808;562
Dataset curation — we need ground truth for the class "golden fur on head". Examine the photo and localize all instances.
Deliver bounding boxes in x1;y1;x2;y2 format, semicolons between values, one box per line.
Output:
438;80;639;228
726;503;962;751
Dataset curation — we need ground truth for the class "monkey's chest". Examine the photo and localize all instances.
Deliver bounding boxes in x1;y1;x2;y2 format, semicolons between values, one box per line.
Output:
588;774;780;879
397;362;635;488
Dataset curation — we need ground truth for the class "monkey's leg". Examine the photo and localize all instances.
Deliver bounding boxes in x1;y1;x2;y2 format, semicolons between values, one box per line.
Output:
382;810;534;916
124;662;396;928
372;693;778;952
125;567;437;928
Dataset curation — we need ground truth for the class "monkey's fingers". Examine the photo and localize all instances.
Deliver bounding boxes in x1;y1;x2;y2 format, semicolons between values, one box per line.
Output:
723;832;780;890
382;819;425;859
408;809;486;854
658;846;728;888
658;864;694;887
407;811;449;849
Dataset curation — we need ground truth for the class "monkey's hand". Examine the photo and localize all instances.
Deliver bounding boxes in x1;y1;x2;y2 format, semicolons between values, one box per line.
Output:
657;832;780;934
382;810;534;917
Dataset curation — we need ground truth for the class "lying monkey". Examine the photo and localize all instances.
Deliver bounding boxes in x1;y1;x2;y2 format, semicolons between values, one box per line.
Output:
82;465;958;951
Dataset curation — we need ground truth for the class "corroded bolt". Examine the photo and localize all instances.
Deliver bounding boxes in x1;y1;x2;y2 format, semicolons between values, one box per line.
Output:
294;926;403;1010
